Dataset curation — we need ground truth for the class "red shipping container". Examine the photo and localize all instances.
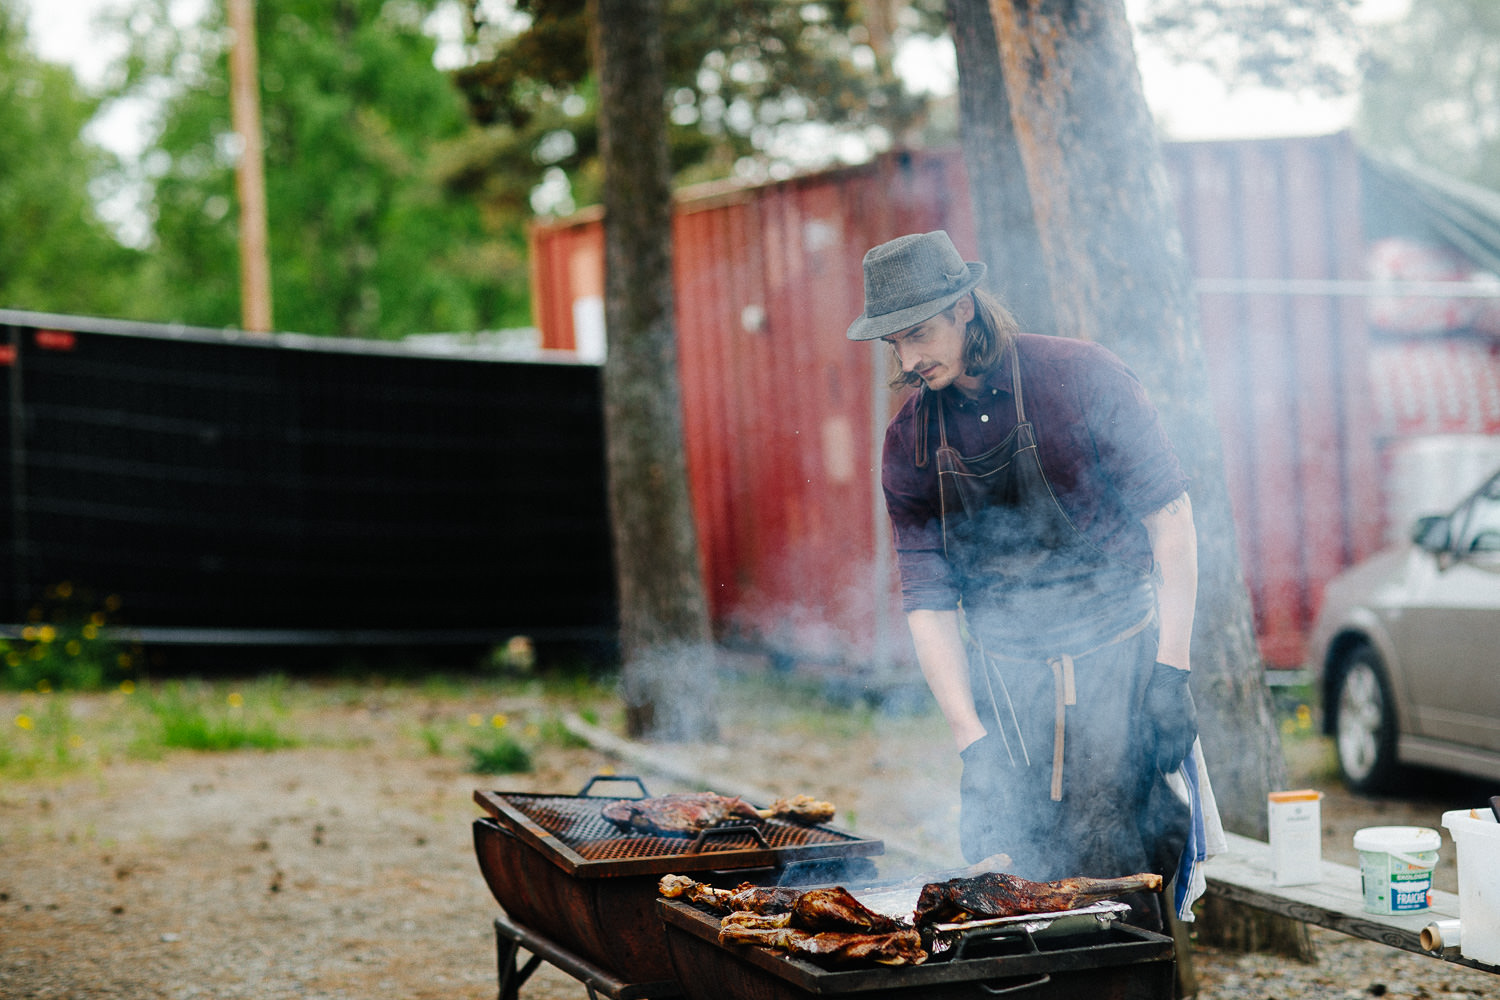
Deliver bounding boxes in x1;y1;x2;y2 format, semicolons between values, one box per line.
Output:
532;137;1387;675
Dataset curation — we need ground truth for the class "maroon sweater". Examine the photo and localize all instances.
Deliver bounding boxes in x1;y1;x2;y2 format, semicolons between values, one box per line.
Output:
882;333;1189;612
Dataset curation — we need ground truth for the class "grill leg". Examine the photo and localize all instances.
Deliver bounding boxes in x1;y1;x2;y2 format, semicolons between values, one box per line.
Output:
495;919;543;1000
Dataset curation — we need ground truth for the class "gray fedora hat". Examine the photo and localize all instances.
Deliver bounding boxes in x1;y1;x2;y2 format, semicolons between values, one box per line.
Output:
846;230;987;341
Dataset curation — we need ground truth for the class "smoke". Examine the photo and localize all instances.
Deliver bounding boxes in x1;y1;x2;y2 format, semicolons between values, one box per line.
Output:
617;639;721;741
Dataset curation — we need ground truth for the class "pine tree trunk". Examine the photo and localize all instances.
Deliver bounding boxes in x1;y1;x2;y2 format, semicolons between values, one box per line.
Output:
591;0;717;741
949;0;1309;957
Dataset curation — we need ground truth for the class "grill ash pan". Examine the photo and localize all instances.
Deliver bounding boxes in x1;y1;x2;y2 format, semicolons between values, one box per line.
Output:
472;777;884;985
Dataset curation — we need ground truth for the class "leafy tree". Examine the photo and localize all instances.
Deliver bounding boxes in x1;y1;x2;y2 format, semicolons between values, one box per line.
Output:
1130;0;1361;96
950;0;1302;954
0;0;148;319
447;0;937;216
1358;0;1500;188
107;0;526;338
594;0;717;740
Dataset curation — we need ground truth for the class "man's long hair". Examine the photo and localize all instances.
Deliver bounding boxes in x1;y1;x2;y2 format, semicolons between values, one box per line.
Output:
887;288;1022;390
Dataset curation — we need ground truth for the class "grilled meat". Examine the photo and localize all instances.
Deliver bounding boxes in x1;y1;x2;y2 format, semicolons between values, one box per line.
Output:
913;871;1164;925
767;794;837;824
786;886;906;934
727;883;806;915
658;878;896;933
601;792;760;834
602;791;836;835
658;876;805;914
716;925;927;966
658;874;736;910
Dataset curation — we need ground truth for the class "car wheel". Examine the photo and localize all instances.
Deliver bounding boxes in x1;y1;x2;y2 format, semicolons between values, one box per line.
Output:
1332;644;1399;794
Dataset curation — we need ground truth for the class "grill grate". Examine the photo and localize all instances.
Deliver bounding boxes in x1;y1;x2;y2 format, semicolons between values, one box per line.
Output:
475;790;883;877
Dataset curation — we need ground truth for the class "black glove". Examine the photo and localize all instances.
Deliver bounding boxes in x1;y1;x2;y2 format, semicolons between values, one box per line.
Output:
958;733;1008;863
1144;661;1197;774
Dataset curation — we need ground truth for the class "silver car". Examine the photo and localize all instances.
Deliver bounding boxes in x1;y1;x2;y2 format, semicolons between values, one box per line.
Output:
1309;468;1500;793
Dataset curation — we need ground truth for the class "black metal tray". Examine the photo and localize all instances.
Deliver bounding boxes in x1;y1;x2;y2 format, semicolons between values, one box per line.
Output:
657;897;1175;998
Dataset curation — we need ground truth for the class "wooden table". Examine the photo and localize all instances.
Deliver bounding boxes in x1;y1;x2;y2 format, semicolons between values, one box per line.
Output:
1203;831;1498;974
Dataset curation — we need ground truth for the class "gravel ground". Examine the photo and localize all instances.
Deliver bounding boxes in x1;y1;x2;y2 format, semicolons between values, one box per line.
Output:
1;665;1497;1000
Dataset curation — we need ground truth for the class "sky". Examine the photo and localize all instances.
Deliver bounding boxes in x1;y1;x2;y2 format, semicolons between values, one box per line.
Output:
27;0;1412;157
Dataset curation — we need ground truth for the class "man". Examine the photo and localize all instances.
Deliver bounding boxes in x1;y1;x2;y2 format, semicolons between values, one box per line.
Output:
847;230;1205;929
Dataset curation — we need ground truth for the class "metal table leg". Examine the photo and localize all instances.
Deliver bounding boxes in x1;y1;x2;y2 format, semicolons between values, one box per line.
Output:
491;913;682;1000
496;918;545;1000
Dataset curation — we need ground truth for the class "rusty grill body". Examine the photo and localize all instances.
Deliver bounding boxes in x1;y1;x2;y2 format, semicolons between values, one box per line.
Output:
657;898;1176;1000
472;783;884;984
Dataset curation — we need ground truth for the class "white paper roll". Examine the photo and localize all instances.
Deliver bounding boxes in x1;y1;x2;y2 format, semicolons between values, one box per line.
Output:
1421;919;1462;953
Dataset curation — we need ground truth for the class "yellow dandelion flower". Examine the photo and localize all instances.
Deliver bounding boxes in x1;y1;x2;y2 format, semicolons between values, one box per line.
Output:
119;680;136;694
65;640;82;657
467;713;482;727
15;714;33;730
89;613;106;627
227;692;244;708
21;626;37;642
37;625;57;643
491;713;508;729
68;734;84;749
82;624;99;640
36;679;51;693
1295;704;1312;729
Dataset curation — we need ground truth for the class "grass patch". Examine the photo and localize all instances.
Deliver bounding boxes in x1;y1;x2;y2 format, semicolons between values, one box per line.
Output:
147;682;299;752
467;731;534;774
0;695;85;778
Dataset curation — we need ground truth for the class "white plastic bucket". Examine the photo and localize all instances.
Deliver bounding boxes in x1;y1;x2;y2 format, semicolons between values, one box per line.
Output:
1354;826;1440;914
1442;808;1500;965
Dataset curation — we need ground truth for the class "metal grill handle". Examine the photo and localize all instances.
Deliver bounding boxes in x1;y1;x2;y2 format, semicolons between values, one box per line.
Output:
951;924;1040;962
689;822;770;853
978;973;1052;996
577;774;650;798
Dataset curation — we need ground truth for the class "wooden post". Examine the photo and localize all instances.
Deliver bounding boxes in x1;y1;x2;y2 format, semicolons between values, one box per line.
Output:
227;0;273;333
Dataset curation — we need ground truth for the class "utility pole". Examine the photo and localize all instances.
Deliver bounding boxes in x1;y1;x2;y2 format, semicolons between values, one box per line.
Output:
227;0;273;333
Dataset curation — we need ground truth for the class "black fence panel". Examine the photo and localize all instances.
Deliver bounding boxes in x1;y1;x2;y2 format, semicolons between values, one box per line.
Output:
0;311;616;647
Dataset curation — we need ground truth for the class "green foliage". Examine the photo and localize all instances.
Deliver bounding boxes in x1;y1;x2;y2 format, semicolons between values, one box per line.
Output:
0;583;140;692
1358;0;1500;189
1131;0;1361;96
448;0;937;217
0;3;150;317
105;0;529;337
466;730;533;773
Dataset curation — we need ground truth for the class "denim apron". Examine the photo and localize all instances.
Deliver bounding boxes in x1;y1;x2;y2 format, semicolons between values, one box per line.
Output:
924;340;1188;893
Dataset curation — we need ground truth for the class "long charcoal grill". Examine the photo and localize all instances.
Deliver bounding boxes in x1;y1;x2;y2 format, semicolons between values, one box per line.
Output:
657;897;1177;1000
472;778;884;990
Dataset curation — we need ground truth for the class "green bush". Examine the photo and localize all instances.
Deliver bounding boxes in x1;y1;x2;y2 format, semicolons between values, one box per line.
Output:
0;583;140;691
467;732;533;774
